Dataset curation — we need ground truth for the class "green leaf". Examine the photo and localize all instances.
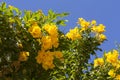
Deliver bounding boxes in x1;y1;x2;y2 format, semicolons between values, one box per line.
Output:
57;12;69;17
48;9;56;20
48;9;55;17
24;10;32;21
56;20;68;26
13;7;21;15
1;2;6;10
15;17;22;26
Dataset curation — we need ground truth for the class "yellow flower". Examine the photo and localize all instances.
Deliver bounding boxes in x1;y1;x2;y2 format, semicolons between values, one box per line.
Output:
44;51;54;69
105;50;119;64
43;23;58;36
78;18;90;29
42;59;54;70
43;23;59;48
112;61;120;69
54;51;63;59
97;34;106;41
41;36;52;50
8;5;14;10
61;34;65;38
112;60;120;69
36;50;55;70
36;50;46;64
108;69;116;78
42;62;55;70
66;27;81;40
42;64;49;70
41;35;59;50
28;23;42;38
94;58;104;68
42;52;54;70
91;20;96;25
51;36;59;48
91;26;97;32
17;43;23;48
116;75;120;80
92;24;105;33
18;51;29;61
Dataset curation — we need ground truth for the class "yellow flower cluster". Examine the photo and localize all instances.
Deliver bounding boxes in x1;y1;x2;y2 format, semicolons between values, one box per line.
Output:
78;18;106;42
91;22;106;42
66;27;81;40
18;51;29;61
108;69;120;79
108;69;116;78
97;34;106;42
68;18;106;42
94;58;104;68
36;50;63;70
41;36;53;50
92;24;105;33
28;23;42;38
78;18;106;33
94;50;120;79
28;23;59;50
78;18;90;31
18;43;23;48
91;20;96;25
28;23;63;70
43;23;58;37
65;18;107;42
94;50;120;68
116;75;120;80
105;50;119;64
42;23;59;50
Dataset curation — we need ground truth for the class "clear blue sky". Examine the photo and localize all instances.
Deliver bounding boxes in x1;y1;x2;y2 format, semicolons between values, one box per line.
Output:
1;0;120;60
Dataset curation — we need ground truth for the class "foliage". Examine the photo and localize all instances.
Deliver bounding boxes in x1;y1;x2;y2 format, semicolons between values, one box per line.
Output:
0;2;113;80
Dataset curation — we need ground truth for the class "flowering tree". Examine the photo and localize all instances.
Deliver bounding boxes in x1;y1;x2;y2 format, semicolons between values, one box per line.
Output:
2;2;120;80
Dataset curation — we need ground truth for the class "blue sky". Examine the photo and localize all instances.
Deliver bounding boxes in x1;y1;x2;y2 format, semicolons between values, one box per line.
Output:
1;0;120;60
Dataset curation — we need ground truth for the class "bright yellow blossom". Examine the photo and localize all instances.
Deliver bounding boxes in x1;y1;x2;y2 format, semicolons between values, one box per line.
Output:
41;35;59;50
17;43;23;48
94;58;104;67
36;50;46;64
97;34;106;41
43;23;58;36
8;5;14;10
78;18;90;30
92;24;105;33
91;20;96;25
108;69;116;78
43;51;54;70
112;60;120;69
36;50;55;70
42;23;59;49
51;36;59;48
18;51;29;61
35;50;63;70
28;23;42;38
105;50;119;64
54;51;63;59
42;62;55;70
115;75;120;80
41;36;52;50
66;27;81;40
